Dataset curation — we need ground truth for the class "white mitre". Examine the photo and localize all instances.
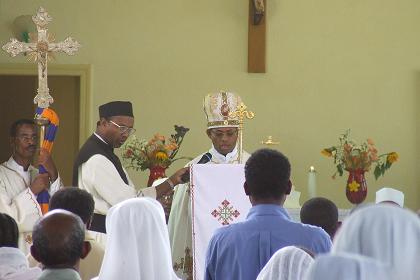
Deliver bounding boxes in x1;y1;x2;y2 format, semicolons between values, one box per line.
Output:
203;91;242;129
375;187;404;207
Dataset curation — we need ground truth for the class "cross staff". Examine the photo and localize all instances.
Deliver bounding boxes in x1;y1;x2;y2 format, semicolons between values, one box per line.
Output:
2;7;81;108
229;103;255;163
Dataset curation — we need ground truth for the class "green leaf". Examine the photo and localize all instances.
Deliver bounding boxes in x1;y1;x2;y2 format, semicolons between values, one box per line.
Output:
337;164;343;176
374;165;381;180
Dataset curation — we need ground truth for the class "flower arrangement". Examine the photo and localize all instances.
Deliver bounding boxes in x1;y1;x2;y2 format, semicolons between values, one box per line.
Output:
321;130;398;180
122;125;191;171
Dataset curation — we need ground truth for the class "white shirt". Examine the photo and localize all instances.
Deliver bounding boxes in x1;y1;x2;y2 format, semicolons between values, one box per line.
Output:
0;247;41;280
0;157;62;254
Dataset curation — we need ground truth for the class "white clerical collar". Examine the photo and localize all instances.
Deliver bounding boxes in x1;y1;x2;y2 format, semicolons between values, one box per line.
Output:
94;132;109;145
209;145;239;164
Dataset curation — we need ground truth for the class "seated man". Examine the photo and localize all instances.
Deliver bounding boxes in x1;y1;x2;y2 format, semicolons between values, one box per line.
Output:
300;197;340;240
205;149;332;280
0;119;62;253
29;187;104;280
31;209;91;280
0;213;41;279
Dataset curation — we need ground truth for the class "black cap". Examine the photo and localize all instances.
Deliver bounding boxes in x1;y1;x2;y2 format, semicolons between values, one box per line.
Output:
99;101;134;118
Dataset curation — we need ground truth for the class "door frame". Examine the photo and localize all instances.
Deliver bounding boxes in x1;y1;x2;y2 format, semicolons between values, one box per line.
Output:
0;63;91;146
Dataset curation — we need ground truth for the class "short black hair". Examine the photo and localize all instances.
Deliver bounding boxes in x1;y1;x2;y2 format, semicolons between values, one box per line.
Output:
49;187;95;224
10;119;35;137
0;213;19;248
300;197;338;238
245;149;291;200
32;210;85;267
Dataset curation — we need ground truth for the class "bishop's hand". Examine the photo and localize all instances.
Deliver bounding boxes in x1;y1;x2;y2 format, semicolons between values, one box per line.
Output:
169;167;189;186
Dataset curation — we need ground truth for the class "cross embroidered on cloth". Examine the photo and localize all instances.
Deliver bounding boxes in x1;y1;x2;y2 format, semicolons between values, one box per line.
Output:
211;199;241;225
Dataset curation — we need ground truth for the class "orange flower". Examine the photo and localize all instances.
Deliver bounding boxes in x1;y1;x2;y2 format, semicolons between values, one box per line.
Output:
154;133;165;142
367;138;375;146
321;149;332;157
387;152;399;163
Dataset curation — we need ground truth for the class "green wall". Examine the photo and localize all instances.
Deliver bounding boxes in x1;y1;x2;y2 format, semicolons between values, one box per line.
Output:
1;0;419;209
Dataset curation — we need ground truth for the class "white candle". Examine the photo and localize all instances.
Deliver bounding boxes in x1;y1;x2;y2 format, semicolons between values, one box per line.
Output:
308;166;317;198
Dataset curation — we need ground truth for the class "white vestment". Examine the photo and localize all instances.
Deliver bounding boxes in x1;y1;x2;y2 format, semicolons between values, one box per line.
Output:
256;246;313;280
332;204;420;280
77;134;156;215
93;197;180;280
0;247;41;280
168;146;250;280
0;157;62;254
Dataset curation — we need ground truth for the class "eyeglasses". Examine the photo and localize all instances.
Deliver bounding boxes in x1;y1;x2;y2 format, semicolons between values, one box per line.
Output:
109;120;136;136
210;130;238;139
16;135;37;143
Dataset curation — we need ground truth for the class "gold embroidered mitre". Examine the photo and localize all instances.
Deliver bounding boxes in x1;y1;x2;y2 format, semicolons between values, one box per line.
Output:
203;91;242;129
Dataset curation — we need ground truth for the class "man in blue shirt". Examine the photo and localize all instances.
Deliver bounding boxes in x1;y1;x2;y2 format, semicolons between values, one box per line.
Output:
205;149;332;280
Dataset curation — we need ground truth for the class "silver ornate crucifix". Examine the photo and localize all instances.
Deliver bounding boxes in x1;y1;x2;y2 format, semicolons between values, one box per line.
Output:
2;7;81;108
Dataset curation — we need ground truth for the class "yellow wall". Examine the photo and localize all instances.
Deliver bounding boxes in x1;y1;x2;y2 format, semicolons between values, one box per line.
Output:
1;0;419;209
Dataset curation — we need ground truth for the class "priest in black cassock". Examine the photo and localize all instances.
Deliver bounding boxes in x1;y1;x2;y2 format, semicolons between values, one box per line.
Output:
73;101;187;233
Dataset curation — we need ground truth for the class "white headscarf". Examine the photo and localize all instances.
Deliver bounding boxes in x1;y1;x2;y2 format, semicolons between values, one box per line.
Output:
332;204;420;280
257;246;313;280
305;253;394;280
95;197;180;280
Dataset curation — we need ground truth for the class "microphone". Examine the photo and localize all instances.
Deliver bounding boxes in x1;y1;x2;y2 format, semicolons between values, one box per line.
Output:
181;152;212;183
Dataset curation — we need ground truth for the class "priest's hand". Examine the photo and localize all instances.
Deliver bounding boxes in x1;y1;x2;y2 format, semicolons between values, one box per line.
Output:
30;173;50;195
169;167;189;186
38;148;58;182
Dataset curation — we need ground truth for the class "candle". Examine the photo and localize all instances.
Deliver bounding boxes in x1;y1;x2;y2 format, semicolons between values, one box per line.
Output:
308;166;317;198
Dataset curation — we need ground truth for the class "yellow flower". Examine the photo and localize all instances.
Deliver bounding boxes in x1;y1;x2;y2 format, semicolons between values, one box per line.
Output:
348;180;360;192
155;151;168;160
321;149;332;157
387;152;399;164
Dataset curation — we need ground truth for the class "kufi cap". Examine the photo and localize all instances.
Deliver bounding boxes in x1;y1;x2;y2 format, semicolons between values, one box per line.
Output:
375;187;404;207
203;91;242;129
99;101;133;118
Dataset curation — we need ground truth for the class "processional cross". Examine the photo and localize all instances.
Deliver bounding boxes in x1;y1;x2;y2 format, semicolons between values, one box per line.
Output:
2;7;81;108
248;0;266;73
229;102;255;163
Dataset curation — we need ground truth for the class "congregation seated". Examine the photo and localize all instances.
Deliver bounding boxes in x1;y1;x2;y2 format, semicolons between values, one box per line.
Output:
256;246;313;280
204;149;331;280
326;204;420;280
92;197;179;280
31;209;91;280
28;187;104;280
0;213;41;280
300;197;340;240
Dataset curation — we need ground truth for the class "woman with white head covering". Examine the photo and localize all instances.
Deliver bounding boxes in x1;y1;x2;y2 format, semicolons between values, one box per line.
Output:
305;253;394;280
332;204;420;280
93;197;180;280
256;246;313;280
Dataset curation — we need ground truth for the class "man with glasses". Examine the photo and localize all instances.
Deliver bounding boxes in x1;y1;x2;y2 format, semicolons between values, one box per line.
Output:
168;91;251;279
73;101;187;234
0;119;62;254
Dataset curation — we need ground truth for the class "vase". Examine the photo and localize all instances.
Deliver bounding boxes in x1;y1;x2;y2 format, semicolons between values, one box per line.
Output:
147;165;173;223
147;165;167;187
346;169;368;204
